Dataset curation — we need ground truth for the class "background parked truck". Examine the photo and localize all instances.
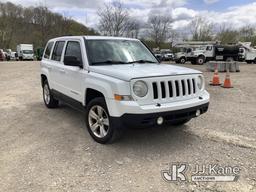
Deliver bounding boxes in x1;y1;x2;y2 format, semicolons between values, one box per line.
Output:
238;42;256;64
173;41;217;64
17;44;34;61
187;44;242;64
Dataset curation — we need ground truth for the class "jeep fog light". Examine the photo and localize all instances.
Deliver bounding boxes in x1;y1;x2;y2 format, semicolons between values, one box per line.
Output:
157;117;164;125
196;110;201;117
133;81;148;97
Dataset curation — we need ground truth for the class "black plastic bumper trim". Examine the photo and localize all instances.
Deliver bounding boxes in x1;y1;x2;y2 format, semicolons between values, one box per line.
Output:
110;102;209;128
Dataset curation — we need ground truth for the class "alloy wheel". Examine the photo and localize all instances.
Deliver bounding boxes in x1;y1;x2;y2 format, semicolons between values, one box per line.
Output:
88;105;110;138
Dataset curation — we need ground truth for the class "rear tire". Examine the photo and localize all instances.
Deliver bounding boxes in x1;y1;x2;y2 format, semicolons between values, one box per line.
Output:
42;80;59;108
85;97;124;144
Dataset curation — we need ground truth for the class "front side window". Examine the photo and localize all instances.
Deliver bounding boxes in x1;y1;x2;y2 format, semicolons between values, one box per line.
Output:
65;41;82;63
44;42;54;59
52;41;65;61
86;40;158;65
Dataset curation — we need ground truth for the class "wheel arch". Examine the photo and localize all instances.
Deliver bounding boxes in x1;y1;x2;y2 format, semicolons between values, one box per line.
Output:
197;54;206;59
85;88;106;105
41;74;47;87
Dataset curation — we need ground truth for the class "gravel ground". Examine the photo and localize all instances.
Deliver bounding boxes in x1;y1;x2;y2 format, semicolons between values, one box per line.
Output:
0;61;256;192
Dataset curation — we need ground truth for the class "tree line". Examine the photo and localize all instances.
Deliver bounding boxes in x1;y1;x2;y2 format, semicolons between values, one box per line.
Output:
97;2;256;49
0;2;97;50
1;1;255;51
188;16;256;46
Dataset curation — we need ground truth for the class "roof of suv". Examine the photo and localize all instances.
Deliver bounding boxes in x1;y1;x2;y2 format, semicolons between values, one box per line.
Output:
50;36;139;42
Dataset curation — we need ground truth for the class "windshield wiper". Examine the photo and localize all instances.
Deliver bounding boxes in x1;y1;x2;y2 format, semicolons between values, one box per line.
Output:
127;60;157;64
91;60;129;65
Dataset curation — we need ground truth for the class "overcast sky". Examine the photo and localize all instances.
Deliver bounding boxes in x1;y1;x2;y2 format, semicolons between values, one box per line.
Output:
2;0;256;30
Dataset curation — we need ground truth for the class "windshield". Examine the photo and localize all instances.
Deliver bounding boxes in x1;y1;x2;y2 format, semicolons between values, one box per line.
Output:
86;40;158;65
23;50;33;54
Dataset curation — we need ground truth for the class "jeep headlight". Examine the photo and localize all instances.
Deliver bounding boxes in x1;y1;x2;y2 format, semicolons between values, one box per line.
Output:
197;75;204;90
133;80;148;97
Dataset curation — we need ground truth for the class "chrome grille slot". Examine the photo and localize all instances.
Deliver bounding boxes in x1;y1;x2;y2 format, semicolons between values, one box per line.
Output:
187;79;191;95
160;82;166;98
192;79;196;94
181;80;185;96
152;82;158;99
175;80;180;97
168;81;173;97
152;77;197;100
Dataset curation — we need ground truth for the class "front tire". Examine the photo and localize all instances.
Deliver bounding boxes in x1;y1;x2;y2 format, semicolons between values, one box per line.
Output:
197;56;205;65
180;57;186;64
42;80;59;108
85;97;124;144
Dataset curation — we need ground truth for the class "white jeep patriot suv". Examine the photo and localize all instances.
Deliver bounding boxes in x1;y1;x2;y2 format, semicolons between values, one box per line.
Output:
41;36;209;144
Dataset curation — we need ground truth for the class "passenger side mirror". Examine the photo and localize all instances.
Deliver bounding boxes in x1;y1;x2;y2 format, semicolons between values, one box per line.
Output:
64;56;83;68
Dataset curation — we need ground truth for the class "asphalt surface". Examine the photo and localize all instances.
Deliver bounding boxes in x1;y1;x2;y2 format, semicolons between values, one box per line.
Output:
0;61;256;192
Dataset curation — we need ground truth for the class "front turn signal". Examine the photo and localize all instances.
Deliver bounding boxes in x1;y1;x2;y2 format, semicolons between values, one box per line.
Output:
114;94;133;101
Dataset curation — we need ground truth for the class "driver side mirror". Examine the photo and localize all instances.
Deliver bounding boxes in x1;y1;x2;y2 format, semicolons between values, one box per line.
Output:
64;56;83;68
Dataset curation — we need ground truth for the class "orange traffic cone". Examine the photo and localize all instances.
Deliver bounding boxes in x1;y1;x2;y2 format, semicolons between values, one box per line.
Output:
222;69;233;88
210;64;221;86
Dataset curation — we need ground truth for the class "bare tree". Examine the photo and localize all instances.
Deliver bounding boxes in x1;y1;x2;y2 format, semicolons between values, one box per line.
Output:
190;16;213;41
216;24;239;44
147;15;172;47
124;18;141;38
0;2;22;48
98;2;129;36
239;25;256;42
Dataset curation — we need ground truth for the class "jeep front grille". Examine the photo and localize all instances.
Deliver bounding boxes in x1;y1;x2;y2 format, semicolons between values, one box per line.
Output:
152;78;196;100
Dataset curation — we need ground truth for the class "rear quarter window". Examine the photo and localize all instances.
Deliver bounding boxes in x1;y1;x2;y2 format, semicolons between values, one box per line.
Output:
44;42;54;59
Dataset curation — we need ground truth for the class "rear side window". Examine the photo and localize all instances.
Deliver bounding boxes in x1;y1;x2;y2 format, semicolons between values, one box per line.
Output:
44;42;54;59
65;41;82;63
52;41;65;61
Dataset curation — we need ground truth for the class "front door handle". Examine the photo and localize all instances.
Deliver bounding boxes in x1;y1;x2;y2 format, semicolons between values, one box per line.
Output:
59;69;66;73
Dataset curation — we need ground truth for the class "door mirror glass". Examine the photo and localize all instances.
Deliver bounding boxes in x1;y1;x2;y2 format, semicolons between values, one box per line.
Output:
64;56;83;68
64;41;83;68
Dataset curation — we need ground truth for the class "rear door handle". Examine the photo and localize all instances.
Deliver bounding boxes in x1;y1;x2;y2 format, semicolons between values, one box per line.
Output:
47;65;52;70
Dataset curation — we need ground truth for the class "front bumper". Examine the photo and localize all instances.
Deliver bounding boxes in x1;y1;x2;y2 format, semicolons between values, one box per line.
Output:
107;90;210;117
111;102;209;128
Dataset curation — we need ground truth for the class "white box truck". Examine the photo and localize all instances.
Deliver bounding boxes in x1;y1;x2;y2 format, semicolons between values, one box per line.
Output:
17;44;34;61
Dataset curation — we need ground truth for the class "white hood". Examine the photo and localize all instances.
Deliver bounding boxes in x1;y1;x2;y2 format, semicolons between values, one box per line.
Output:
89;64;201;81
